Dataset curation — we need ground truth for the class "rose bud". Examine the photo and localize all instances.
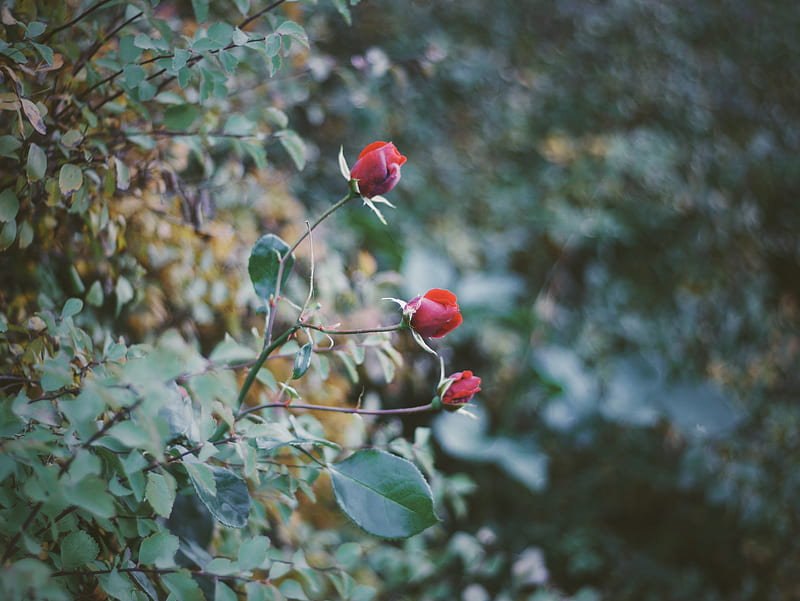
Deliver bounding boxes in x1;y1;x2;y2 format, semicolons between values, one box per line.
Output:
405;288;463;338
349;141;408;198
441;370;482;409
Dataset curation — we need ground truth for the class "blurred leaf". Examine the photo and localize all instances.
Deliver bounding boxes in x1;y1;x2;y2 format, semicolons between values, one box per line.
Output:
20;99;45;134
0;219;15;250
60;531;99;570
275;21;309;48
248;233;294;303
60;297;83;319
278;129;306;170
164;103;200;131
291;343;313;379
237;535;270;571
329;449;439;539
58;164;83;196
0;189;19;221
26;143;46;181
63;475;115;519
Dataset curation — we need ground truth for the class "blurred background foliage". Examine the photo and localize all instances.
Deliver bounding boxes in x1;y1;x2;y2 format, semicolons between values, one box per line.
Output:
2;0;800;600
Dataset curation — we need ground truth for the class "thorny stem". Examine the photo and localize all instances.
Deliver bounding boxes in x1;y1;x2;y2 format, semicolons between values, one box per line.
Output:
299;322;405;336
239;400;437;418
264;191;358;345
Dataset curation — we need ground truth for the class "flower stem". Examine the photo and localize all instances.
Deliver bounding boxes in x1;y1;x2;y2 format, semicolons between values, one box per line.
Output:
299;322;406;336
238;400;436;418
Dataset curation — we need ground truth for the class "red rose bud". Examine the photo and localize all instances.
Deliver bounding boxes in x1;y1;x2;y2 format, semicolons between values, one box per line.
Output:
349;141;407;198
441;370;482;408
406;288;463;338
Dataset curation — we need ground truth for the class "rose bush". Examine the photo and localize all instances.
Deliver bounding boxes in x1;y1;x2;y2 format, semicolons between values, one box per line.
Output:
405;288;464;338
349;141;408;198
441;370;482;409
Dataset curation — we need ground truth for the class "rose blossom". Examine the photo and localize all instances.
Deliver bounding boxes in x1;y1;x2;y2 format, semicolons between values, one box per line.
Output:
441;370;482;408
349;141;407;198
405;288;463;338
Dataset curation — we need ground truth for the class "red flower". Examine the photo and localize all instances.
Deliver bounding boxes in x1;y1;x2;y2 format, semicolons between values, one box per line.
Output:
349;141;407;198
406;288;463;338
441;370;482;408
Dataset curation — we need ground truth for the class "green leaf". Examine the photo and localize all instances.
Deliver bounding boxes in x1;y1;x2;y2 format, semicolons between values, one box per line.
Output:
122;64;145;87
24;21;47;39
17;219;33;248
232;27;249;46
215;581;239;601
61;297;83;319
26;143;47;181
86;280;104;306
58;164;83;196
278;129;306;170
162;570;205;601
234;0;250;15
237;535;270;571
329;449;439;539
119;34;141;63
63;475;115;519
139;531;179;567
146;471;177;518
60;530;99;569
275;21;309;48
0;135;22;158
0;220;15;251
37;354;74;391
164;103;200;131
188;463;251;528
60;128;82;149
218;49;239;74
191;0;210;23
264;34;281;57
0;189;19;222
208;23;234;45
292;343;313;379
248;233;294;303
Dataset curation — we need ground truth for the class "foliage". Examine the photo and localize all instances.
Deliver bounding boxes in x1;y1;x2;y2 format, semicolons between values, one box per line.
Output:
0;1;457;600
4;0;800;600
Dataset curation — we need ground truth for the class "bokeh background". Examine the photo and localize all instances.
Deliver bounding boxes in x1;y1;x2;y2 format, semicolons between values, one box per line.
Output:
295;2;800;599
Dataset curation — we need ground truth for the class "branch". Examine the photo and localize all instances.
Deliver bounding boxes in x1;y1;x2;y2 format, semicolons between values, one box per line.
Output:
239;400;437;418
41;0;115;42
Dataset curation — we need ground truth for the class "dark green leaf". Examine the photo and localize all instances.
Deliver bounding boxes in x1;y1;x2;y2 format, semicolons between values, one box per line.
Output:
188;463;251;528
248;233;294;303
122;64;145;87
329;449;439;539
119;34;141;63
0;135;22;158
26;143;46;181
164;103;200;131
191;0;209;23
292;343;313;379
63;475;115;519
0;219;15;251
60;531;99;569
0;189;19;222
